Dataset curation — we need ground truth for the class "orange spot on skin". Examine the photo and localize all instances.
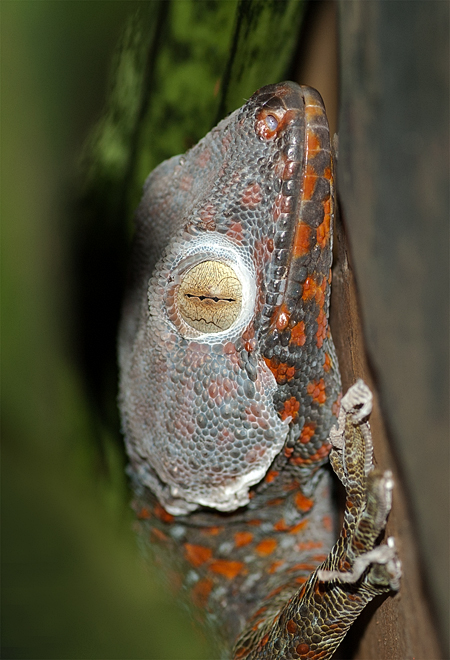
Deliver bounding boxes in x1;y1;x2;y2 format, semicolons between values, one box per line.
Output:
299;421;317;444
287;365;295;379
280;396;300;422
297;642;311;655
226;221;244;244
290;562;318;572
341;558;352;571
322;515;333;532
295;491;314;512
184;543;213;567
274;363;288;377
242;324;256;354
248;519;262;526
297;541;323;552
302;275;318;301
287;618;298;634
267;497;284;507
290;442;331;466
266;584;287;600
256;538;278;556
303;164;318;200
201;526;224;536
274;518;290;532
289;519;309;534
292;221;313;258
191;577;213;609
264;357;295;383
235;646;249;659
316;199;331;248
136;506;151;520
348;593;362;602
307;378;327;404
283;480;300;491
268;560;284;574
316;308;328;348
242;183;262;208
284;446;294;458
209;560;245;579
234;531;254;547
260;633;270;647
302;275;327;306
332;392;342;417
153;503;174;523
291;321;306;346
265;470;279;483
151;528;169;543
307;130;321;153
252;619;265;631
323;352;332;372
251;606;268;622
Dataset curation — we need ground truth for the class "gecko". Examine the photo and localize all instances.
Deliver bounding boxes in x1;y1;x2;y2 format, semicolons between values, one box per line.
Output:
118;82;401;659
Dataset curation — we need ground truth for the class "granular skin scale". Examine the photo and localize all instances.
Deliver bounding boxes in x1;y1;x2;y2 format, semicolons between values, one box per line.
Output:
119;82;401;659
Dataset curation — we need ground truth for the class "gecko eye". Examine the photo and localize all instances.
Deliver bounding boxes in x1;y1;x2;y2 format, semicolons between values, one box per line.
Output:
177;260;242;333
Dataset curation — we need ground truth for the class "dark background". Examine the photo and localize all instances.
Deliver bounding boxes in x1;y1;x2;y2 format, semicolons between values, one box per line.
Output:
2;3;213;658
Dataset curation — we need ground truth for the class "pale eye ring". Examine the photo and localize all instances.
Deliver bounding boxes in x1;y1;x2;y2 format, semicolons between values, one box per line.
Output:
177;260;242;333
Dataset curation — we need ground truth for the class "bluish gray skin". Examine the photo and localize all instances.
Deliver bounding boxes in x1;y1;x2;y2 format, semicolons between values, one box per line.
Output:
119;82;401;659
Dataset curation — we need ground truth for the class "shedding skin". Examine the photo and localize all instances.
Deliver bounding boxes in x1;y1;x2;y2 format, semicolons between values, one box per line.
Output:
119;82;401;658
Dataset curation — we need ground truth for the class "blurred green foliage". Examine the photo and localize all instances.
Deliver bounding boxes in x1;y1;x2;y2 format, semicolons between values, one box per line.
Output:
2;1;306;658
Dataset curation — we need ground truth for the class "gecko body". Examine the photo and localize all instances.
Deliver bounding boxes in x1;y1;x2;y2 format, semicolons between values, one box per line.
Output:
119;82;400;658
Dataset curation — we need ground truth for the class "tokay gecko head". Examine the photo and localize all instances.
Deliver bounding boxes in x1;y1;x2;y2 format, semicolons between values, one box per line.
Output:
118;82;340;515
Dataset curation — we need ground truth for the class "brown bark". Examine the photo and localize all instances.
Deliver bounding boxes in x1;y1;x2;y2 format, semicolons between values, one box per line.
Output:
330;211;443;659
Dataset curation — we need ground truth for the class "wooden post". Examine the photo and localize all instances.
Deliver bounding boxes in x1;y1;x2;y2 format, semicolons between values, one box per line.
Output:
333;1;448;655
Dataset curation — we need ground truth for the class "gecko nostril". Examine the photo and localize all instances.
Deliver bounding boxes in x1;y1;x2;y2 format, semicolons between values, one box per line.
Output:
265;114;279;131
254;108;284;140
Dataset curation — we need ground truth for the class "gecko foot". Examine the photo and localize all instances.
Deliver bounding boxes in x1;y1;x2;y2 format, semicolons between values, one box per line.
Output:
320;380;402;595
